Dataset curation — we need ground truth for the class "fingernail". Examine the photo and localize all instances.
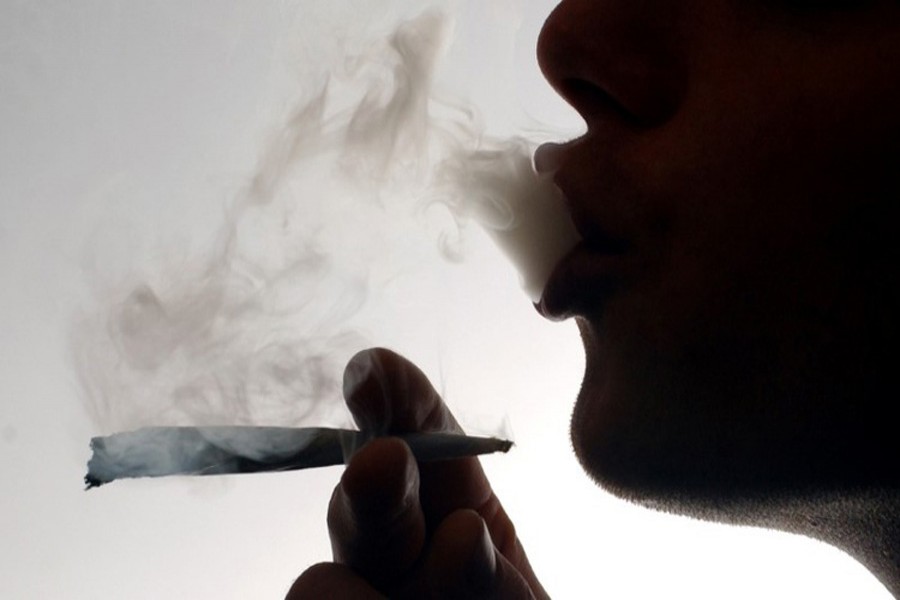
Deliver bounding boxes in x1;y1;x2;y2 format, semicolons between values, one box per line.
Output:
343;350;383;432
343;350;375;399
466;518;497;592
396;447;419;513
344;438;418;519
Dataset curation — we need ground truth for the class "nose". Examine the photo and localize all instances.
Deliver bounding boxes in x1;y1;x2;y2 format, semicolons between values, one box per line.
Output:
537;0;687;129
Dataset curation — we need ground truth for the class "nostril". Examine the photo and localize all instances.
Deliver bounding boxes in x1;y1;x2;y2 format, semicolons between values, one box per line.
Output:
560;78;644;127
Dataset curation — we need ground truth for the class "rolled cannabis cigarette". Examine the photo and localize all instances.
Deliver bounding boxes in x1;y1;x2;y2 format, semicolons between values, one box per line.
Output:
85;426;513;489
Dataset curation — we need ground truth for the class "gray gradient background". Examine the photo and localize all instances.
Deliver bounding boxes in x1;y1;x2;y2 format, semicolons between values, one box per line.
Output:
0;1;889;597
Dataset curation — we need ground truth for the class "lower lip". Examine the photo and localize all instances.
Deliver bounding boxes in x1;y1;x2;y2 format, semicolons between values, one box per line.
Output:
536;243;629;321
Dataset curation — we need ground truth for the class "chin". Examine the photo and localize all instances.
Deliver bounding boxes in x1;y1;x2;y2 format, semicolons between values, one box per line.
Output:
569;388;781;525
567;318;856;525
567;319;692;511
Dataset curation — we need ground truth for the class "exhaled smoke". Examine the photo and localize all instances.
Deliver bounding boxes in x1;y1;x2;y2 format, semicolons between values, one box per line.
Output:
70;9;579;445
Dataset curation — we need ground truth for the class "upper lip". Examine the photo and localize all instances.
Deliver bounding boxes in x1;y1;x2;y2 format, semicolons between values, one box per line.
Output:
539;140;630;256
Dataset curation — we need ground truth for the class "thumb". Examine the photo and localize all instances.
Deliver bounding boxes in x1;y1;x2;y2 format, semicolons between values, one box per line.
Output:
342;347;459;434
399;509;537;600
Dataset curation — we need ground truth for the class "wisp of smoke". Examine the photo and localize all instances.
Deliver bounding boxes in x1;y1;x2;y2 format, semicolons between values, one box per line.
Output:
70;9;579;467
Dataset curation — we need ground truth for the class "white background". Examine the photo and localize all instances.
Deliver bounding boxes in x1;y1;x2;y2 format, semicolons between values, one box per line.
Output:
0;1;891;598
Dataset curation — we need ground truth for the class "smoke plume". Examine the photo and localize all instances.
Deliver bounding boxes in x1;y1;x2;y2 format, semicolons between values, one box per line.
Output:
70;9;578;442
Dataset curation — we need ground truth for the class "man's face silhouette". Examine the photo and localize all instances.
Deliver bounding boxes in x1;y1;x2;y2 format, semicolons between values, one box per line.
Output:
536;0;900;508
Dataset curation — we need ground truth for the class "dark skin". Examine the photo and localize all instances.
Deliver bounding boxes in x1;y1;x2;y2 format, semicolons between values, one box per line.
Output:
289;0;900;597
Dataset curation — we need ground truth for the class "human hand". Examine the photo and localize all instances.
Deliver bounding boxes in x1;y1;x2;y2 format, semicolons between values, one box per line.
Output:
286;347;549;599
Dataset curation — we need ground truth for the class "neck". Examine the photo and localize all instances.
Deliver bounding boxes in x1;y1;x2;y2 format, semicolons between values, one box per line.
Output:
768;489;900;598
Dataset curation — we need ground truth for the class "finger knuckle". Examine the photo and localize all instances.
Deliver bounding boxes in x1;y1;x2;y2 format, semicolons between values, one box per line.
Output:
285;562;337;598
